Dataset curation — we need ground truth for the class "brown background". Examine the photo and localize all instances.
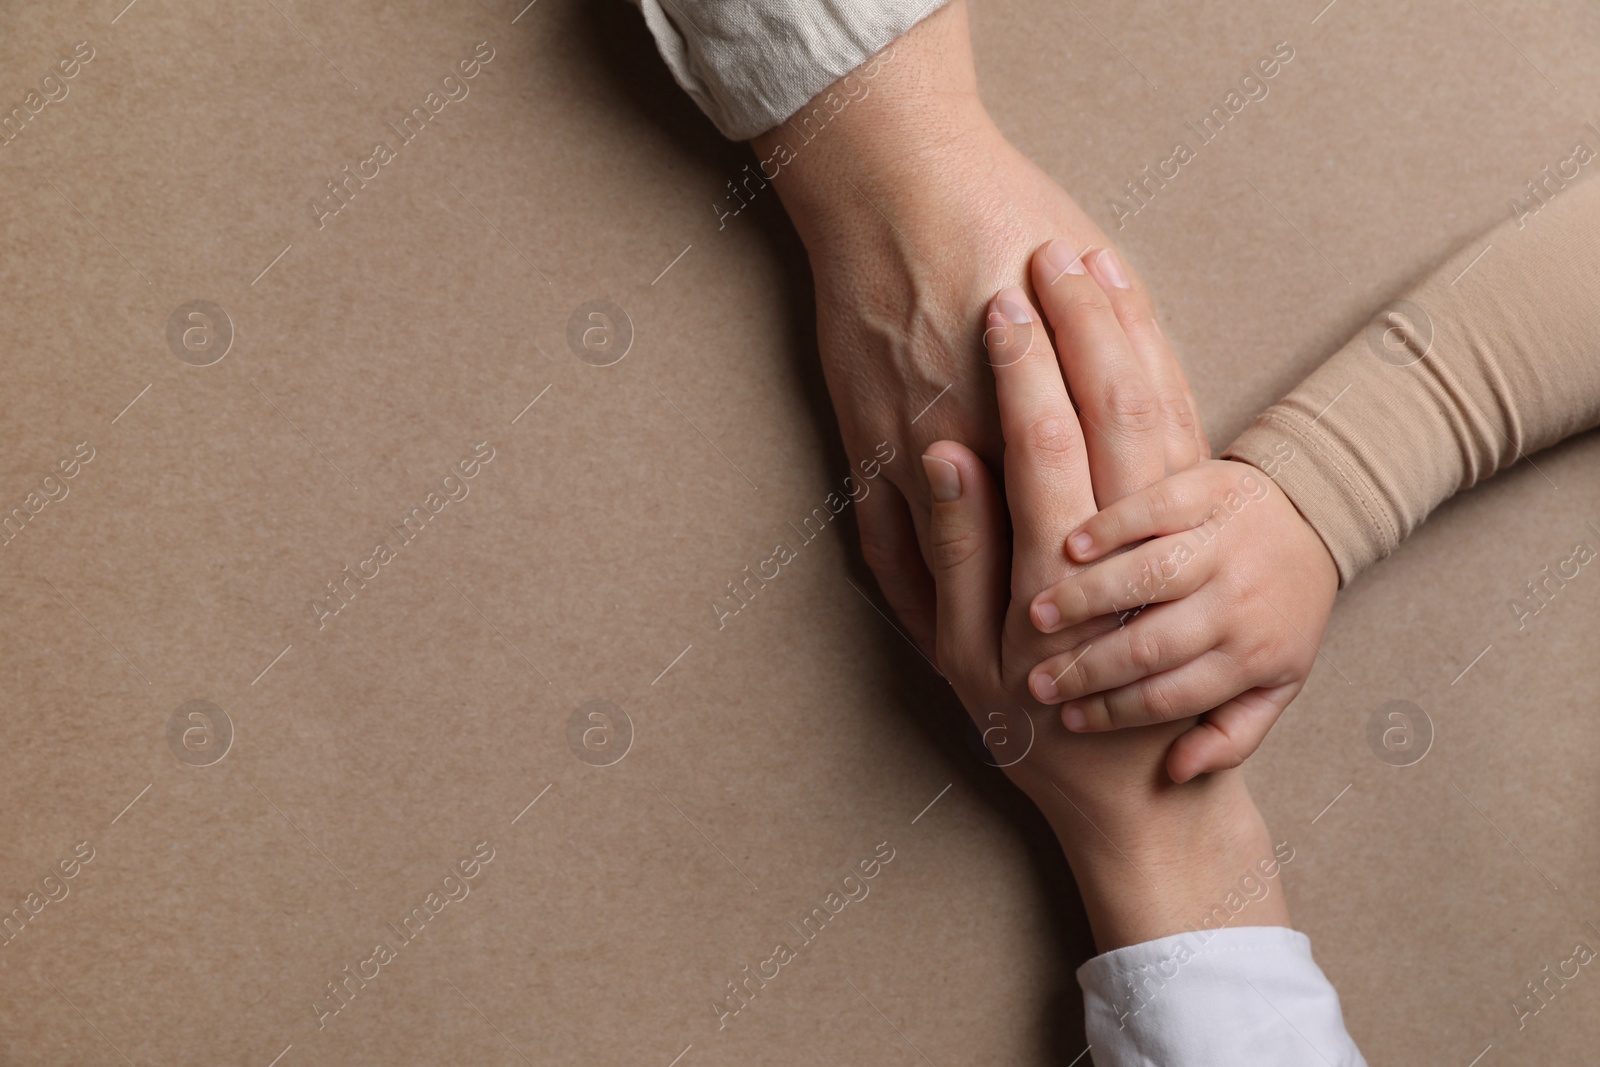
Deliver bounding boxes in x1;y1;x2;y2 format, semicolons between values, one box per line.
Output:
1;0;1598;1063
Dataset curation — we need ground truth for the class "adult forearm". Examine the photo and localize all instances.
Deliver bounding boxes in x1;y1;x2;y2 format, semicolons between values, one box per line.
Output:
747;0;986;242
1033;745;1291;954
1050;763;1364;1066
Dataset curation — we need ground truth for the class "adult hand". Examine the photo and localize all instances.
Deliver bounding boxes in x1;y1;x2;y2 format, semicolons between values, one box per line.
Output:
749;0;1206;656
921;255;1278;952
926;238;1201;783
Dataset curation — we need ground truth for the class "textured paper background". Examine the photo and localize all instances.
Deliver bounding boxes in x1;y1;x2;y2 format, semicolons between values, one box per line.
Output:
1;0;1597;1064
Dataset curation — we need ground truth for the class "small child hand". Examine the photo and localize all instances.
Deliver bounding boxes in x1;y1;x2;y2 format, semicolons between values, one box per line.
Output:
1024;459;1339;782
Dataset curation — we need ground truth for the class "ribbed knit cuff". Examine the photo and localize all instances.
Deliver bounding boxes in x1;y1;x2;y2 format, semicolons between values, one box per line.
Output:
1225;406;1398;589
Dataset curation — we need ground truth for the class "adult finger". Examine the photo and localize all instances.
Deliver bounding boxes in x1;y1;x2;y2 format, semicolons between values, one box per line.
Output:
1031;240;1164;507
1082;246;1209;471
1165;683;1301;783
1030;531;1220;632
1058;647;1251;732
923;442;1008;687
1029;606;1221;705
856;477;937;660
983;288;1096;597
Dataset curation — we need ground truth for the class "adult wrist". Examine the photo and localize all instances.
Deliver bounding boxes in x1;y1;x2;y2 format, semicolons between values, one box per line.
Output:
746;0;993;244
1041;765;1292;952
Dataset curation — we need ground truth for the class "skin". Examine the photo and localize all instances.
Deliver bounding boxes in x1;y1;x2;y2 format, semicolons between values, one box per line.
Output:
750;0;1336;780
1030;459;1339;783
749;0;1206;659
922;243;1289;952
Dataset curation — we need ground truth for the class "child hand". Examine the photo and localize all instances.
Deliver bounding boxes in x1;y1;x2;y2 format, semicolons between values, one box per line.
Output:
1024;459;1339;782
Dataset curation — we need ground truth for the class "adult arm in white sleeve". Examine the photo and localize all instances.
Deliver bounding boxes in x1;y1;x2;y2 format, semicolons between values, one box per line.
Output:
1079;926;1367;1067
625;1;1135;658
626;0;950;138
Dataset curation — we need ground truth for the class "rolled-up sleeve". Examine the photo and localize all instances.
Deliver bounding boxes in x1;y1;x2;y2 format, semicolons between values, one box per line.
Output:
626;0;950;139
1078;926;1367;1067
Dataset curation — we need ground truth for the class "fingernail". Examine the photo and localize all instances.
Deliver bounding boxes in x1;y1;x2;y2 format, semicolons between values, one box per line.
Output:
1033;600;1061;631
994;286;1033;324
1068;532;1093;557
1032;672;1060;702
1092;247;1130;289
922;454;961;502
1062;705;1088;731
1043;238;1086;279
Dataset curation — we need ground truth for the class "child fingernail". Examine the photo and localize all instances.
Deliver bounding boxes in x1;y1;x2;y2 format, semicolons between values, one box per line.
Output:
1062;705;1088;731
922;455;961;503
1043;238;1086;279
1033;601;1061;631
1032;672;1060;702
1068;532;1093;556
1092;247;1130;289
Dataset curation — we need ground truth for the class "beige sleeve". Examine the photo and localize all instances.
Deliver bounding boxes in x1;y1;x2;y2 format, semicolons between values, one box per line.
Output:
627;0;949;140
1224;175;1600;587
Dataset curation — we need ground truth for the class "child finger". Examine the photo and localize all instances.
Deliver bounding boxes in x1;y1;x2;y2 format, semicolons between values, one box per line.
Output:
1030;532;1218;632
1028;607;1220;705
1058;648;1251;732
1066;462;1232;562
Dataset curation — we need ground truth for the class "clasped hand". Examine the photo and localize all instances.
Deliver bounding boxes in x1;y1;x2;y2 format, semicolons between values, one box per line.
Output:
922;241;1337;785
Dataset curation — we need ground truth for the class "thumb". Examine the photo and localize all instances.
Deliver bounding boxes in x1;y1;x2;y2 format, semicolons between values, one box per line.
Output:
923;442;1007;683
1164;682;1301;783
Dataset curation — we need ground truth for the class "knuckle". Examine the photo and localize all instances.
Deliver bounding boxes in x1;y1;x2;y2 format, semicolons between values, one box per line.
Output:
1140;677;1180;722
1143;480;1182;527
1100;687;1131;728
1101;377;1160;434
1241;637;1287;681
1059;285;1113;319
1232;576;1263;609
1066;580;1096;623
1157;389;1197;434
1068;654;1097;695
1129;628;1164;673
1212;741;1248;772
928;523;982;573
1056;579;1094;620
859;530;910;581
1115;294;1160;333
1021;414;1083;459
1122;557;1156;604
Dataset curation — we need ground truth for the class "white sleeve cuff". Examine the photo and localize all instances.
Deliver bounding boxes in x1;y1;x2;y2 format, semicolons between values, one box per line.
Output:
629;0;951;139
1077;926;1367;1067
